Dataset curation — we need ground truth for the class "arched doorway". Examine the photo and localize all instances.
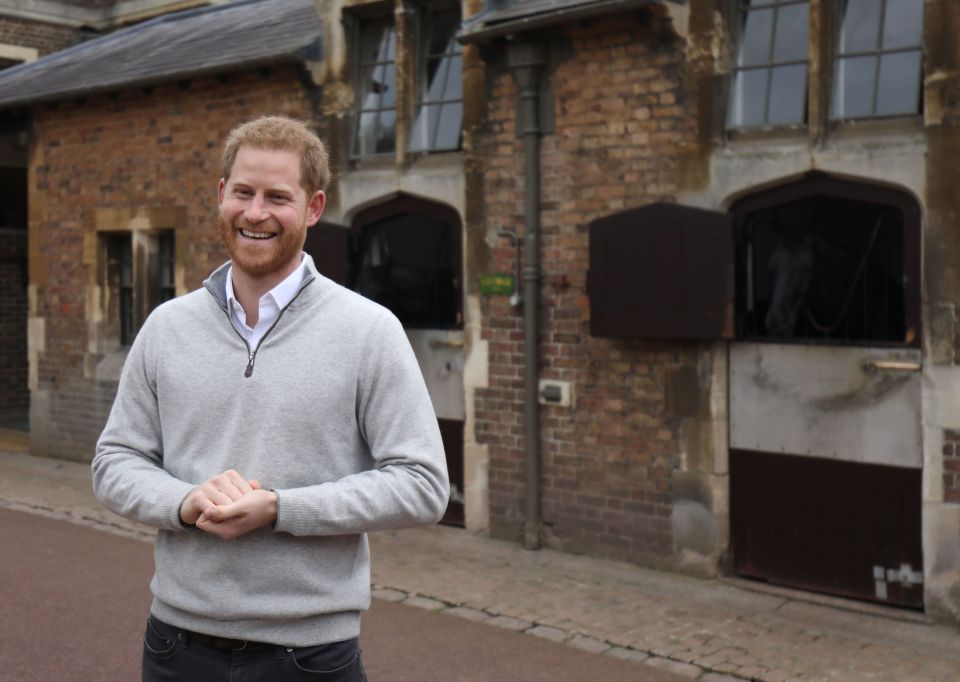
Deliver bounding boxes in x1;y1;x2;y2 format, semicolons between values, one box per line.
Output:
728;173;923;609
305;194;465;525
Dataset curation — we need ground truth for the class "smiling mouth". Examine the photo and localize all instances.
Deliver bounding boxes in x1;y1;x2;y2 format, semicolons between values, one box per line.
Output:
239;228;277;240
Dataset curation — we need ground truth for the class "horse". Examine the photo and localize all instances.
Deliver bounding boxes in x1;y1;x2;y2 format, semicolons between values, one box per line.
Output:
761;211;904;343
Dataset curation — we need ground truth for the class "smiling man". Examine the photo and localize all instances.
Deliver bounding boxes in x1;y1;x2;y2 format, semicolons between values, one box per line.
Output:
92;116;449;681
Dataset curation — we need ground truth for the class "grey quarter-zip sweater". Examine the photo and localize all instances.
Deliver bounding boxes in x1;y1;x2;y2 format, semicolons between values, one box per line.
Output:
92;255;449;647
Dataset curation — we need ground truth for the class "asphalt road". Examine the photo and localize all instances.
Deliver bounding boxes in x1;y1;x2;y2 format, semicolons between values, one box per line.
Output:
0;509;685;681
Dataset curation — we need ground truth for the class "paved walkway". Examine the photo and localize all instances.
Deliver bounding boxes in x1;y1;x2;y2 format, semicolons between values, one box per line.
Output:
2;437;959;681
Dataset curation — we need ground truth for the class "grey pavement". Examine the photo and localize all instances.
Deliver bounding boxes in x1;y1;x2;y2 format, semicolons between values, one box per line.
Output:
2;439;959;681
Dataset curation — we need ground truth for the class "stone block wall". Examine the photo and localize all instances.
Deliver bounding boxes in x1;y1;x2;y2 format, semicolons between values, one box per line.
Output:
942;430;960;503
473;11;702;566
29;67;315;459
0;17;84;56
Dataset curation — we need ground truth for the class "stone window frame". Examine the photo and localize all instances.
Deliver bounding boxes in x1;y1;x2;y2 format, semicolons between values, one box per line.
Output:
85;207;185;381
726;0;811;130
349;6;400;159
0;43;39;70
829;0;924;121
408;2;464;153
724;0;925;135
346;0;464;162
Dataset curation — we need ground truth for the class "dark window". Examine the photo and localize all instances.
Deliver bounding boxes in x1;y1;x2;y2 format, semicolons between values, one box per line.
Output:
409;6;463;152
733;177;920;346
157;231;176;303
728;0;810;128
351;198;462;329
831;0;923;119
353;17;398;157
102;230;176;345
104;234;135;346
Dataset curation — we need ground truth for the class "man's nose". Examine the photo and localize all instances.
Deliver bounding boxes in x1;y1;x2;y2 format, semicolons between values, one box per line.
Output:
244;194;269;222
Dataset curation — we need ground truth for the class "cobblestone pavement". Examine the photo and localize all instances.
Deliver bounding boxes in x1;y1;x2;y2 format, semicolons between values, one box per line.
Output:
2;442;959;681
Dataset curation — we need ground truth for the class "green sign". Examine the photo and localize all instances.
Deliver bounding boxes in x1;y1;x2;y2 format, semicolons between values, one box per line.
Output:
478;273;515;296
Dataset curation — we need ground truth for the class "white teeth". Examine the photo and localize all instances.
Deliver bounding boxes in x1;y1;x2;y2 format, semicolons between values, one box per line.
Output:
240;229;274;240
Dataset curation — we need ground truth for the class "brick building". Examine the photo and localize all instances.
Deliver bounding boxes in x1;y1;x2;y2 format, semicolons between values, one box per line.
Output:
0;0;221;425
2;0;960;625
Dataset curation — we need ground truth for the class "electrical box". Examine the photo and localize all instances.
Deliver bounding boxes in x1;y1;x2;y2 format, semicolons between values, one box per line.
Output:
538;380;573;408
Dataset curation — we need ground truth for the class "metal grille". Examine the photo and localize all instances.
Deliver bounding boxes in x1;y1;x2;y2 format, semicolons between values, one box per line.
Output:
736;193;913;346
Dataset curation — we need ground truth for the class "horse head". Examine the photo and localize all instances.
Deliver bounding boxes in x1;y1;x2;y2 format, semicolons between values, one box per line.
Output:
764;216;814;338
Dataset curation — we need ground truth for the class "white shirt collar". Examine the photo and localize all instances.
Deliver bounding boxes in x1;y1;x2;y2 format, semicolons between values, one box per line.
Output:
225;255;306;345
226;255;306;311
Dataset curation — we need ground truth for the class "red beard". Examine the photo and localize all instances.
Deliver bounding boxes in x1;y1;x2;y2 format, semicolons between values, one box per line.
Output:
218;214;306;279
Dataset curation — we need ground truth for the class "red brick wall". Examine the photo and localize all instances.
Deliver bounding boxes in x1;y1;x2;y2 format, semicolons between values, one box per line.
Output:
474;13;698;565
0;17;84;56
0;229;28;413
30;67;315;459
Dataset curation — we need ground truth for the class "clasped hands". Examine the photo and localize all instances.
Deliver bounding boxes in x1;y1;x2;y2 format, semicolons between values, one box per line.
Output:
179;469;277;540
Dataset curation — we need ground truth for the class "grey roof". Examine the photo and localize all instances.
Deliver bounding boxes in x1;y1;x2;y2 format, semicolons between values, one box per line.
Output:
460;0;683;43
0;0;322;108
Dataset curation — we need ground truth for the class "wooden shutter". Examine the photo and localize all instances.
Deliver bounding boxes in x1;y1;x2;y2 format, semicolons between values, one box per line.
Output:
587;202;733;339
304;220;350;286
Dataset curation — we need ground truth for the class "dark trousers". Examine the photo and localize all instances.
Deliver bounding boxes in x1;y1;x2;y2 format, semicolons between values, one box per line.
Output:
142;616;367;682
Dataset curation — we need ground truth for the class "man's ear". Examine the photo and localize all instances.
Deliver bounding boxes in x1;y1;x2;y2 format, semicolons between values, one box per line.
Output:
217;179;226;207
306;190;326;227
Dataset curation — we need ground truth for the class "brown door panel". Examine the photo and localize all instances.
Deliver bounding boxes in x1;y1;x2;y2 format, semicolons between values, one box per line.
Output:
730;449;923;609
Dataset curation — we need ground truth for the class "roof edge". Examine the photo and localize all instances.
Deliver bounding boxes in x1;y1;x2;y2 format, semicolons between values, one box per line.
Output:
4;54;310;110
459;0;682;44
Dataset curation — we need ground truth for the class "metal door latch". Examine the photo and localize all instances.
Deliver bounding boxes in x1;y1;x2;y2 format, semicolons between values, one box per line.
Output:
873;563;923;599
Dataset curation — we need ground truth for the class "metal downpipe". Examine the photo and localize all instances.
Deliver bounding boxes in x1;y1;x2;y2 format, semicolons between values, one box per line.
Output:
507;43;546;551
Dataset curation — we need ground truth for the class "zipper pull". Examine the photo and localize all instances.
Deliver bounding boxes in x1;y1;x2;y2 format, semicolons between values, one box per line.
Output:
244;352;255;378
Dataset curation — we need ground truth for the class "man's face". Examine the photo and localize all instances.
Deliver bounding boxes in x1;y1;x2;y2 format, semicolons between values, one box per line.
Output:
218;146;325;281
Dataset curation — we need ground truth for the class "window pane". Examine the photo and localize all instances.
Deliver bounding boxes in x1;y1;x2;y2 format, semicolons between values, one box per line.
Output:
376;110;396;154
767;64;807;124
425;56;448;102
434;103;463;150
360;23;393;63
379;26;396;62
729;68;768;127
839;0;882;53
772;3;808;62
359;65;383;107
381;64;396;108
429;11;459;56
444;54;463;100
355;112;377;156
882;0;923;49
738;8;774;67
409;106;431;152
832;55;877;118
876;50;922;115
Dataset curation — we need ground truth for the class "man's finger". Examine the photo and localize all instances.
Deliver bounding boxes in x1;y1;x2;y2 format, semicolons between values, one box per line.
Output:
202;501;244;523
227;472;254;496
215;480;245;501
202;484;234;506
249;479;262;490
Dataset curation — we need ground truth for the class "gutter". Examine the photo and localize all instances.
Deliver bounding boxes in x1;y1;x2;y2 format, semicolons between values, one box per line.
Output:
459;0;675;44
507;42;547;551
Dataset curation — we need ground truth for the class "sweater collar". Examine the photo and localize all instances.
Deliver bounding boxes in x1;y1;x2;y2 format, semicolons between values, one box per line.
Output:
204;253;319;311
